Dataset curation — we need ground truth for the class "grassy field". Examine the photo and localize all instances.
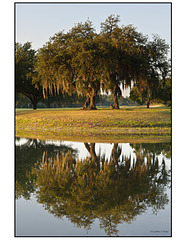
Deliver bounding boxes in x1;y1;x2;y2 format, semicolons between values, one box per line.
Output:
15;106;171;143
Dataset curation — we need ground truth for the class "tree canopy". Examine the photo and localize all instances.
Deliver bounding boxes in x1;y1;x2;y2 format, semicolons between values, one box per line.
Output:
15;42;43;109
16;15;170;109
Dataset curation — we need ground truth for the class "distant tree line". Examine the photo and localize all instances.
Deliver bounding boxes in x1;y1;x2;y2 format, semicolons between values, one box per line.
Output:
16;92;137;108
15;15;171;110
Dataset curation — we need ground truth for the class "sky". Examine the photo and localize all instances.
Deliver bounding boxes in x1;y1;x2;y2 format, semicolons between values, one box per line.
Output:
15;3;171;50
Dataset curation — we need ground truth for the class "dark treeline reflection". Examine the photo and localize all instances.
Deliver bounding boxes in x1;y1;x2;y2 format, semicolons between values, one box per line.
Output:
130;143;171;159
15;138;78;200
16;139;171;236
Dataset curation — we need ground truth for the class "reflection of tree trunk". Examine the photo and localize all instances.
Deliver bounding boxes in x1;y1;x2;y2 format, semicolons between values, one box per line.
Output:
90;143;97;162
111;143;121;164
84;143;97;162
84;143;100;170
153;144;155;164
32;139;38;148
125;156;131;172
83;96;90;109
84;143;90;153
111;143;118;163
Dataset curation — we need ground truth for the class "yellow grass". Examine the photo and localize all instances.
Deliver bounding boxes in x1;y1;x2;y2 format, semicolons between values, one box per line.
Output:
15;106;171;143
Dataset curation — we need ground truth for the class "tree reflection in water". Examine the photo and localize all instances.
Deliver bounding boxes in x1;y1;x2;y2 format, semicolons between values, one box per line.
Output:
15;138;78;200
30;142;171;236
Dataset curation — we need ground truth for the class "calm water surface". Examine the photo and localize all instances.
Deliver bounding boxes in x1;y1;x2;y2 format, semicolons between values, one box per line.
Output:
15;137;171;236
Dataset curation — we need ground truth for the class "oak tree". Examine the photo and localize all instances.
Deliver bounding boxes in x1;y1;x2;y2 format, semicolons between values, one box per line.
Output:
15;42;42;109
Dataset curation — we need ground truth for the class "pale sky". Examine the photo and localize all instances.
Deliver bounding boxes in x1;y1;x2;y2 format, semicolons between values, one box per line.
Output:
15;3;171;50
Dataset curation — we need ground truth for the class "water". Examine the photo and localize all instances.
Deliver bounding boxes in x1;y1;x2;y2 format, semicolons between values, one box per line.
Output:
15;137;171;237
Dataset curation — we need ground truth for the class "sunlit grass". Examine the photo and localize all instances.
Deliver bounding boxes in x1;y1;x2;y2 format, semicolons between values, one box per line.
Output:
15;106;171;142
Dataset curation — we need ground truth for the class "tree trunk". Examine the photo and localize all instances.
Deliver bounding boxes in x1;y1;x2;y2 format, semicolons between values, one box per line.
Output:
83;96;90;109
163;76;166;88
89;89;97;110
112;86;119;109
147;99;150;108
30;96;38;110
32;101;37;110
46;98;51;108
46;102;51;108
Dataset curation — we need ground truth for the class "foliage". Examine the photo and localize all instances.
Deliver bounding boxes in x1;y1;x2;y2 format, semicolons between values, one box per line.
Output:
129;85;146;105
33;31;75;99
130;142;171;159
133;35;170;108
16;93;31;108
15;137;77;200
157;78;171;105
15;42;43;109
68;20;102;109
31;15;170;109
130;77;171;106
99;15;148;109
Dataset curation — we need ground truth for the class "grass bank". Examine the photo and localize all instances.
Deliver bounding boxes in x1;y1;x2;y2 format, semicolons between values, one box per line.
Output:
15;106;171;143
